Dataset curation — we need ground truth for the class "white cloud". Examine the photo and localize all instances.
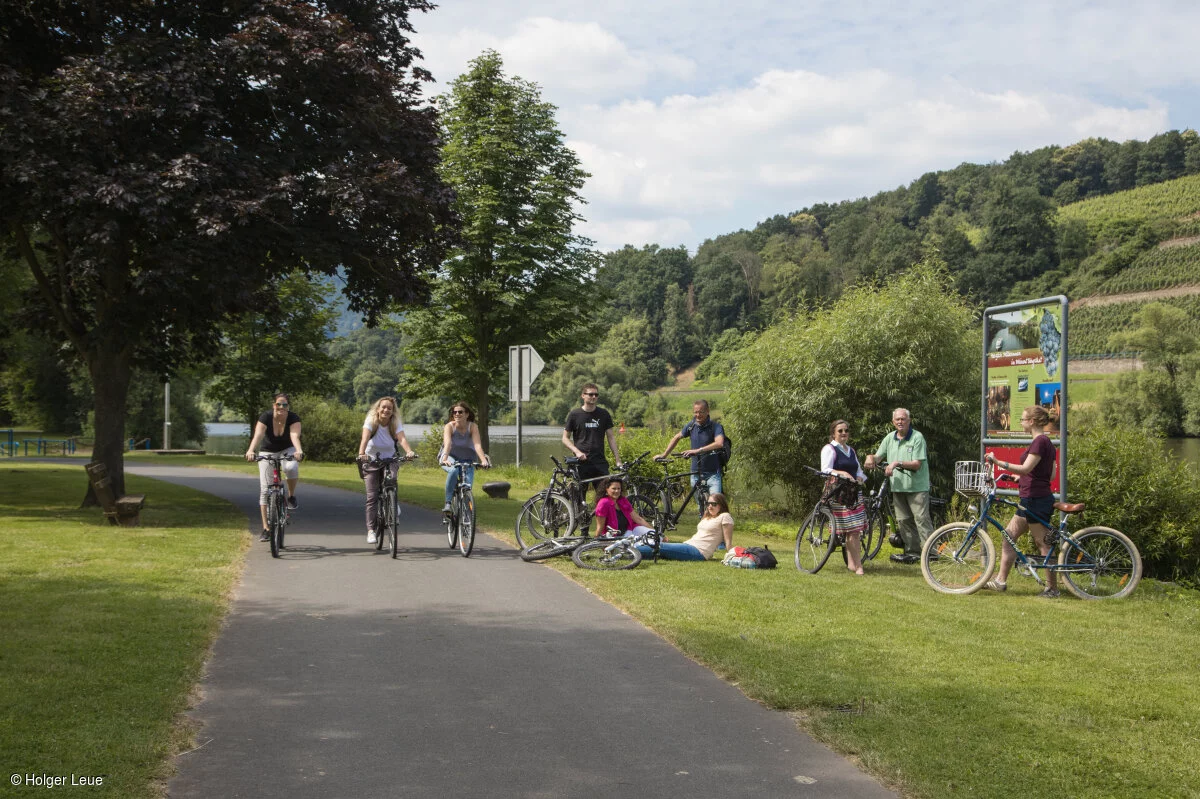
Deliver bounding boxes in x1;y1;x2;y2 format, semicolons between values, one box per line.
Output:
418;17;694;102
565;69;1169;250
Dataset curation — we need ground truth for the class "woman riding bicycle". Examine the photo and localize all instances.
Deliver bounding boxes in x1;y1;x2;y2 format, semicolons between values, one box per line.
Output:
983;405;1059;597
594;477;654;538
637;492;734;561
245;392;304;542
820;419;867;575
439;401;490;514
357;396;416;545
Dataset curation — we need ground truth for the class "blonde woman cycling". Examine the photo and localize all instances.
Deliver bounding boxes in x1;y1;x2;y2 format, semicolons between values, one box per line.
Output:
357;396;416;544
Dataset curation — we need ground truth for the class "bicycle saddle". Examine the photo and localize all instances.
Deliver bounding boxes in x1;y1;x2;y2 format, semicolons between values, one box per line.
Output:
1053;501;1085;514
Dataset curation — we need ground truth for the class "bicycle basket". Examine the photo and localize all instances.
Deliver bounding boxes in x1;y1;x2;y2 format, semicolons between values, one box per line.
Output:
954;461;989;497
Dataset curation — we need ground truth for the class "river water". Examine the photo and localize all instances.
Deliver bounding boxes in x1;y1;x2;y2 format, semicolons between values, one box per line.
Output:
204;422;567;466
207;423;1200;469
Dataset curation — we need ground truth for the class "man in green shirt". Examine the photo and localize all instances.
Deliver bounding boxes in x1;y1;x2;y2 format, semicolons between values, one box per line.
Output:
864;408;932;564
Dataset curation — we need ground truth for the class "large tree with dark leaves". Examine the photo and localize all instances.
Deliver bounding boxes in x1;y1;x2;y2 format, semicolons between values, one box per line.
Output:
1;0;455;495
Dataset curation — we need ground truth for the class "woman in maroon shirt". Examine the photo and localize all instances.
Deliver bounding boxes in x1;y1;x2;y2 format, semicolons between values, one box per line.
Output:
983;405;1059;597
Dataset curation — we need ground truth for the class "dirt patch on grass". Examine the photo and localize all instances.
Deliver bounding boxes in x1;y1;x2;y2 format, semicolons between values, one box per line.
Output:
1158;235;1200;249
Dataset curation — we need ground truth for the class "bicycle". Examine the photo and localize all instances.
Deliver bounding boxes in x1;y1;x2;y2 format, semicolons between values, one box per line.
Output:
357;453;415;558
444;460;487;558
794;465;865;573
860;462;949;561
632;454;712;535
570;514;665;571
920;461;1142;599
255;453;296;558
513;453;652;547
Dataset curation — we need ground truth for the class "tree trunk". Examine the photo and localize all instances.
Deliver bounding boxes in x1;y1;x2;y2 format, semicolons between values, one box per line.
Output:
86;349;133;500
475;375;491;453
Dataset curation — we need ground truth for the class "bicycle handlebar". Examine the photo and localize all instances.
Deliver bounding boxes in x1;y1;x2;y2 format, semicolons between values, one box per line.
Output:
254;453;297;461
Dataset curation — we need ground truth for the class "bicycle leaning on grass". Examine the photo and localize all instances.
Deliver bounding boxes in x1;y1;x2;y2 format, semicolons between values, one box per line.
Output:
356;453;415;559
570;513;666;571
444;461;487;558
255;453;296;559
919;461;1142;599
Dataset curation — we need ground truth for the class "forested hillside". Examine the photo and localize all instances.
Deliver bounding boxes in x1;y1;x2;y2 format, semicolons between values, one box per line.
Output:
513;130;1200;426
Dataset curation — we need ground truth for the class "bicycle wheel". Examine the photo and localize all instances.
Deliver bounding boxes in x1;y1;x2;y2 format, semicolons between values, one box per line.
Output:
1058;526;1142;600
920;522;996;594
387;491;399;559
515;491;574;549
458;493;475;557
519;536;586;562
572;539;642;571
861;511;886;561
446;495;459;549
794;506;836;573
268;493;283;558
628;492;658;522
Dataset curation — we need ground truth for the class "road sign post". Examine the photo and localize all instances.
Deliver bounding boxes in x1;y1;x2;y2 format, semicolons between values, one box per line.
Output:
508;345;544;466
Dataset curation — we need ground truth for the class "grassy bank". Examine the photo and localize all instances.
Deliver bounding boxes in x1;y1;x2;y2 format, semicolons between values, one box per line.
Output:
125;453;1200;797
0;464;247;798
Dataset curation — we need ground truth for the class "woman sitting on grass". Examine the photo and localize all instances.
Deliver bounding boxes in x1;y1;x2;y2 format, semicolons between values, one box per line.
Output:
594;477;654;538
638;492;734;561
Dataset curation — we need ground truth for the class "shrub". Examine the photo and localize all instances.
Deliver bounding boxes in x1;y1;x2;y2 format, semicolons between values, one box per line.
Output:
290;395;363;463
1068;423;1200;587
726;262;979;508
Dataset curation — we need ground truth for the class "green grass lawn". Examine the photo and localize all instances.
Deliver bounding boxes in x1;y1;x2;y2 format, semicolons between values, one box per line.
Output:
28;453;1200;797
0;464;247;798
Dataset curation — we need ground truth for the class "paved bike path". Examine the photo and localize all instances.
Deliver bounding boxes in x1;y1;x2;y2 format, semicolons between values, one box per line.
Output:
128;464;896;799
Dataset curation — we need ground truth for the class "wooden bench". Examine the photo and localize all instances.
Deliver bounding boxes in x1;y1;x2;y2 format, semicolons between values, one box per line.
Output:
85;462;146;527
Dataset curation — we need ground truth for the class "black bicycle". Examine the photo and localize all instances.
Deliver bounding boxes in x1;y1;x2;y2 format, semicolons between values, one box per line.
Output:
357;453;415;558
514;453;651;547
444;461;487;558
632;454;712;534
860;462;949;561
255;453;296;558
794;465;868;573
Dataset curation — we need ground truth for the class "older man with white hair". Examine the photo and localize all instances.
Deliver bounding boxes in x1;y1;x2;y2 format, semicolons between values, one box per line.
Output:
865;408;932;564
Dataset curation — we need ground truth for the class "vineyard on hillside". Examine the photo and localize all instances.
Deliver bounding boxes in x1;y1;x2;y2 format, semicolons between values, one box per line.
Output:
1058;173;1200;242
1092;242;1200;295
1069;294;1200;355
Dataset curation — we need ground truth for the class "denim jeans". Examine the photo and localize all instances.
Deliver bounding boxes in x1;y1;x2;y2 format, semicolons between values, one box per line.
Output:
691;470;723;513
443;462;475;505
637;542;707;561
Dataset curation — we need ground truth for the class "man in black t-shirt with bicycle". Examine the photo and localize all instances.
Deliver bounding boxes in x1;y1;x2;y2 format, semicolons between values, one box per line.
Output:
562;382;622;499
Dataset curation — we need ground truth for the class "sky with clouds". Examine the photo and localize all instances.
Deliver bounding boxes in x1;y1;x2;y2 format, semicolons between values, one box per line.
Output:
410;1;1200;253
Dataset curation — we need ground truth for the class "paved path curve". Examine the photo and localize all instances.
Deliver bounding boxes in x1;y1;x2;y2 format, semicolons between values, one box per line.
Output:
127;464;896;799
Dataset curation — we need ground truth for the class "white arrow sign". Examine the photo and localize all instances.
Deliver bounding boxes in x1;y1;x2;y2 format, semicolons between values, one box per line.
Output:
508;345;545;402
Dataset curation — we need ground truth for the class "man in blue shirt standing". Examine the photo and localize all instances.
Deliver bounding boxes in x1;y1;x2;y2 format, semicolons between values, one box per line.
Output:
659;400;726;513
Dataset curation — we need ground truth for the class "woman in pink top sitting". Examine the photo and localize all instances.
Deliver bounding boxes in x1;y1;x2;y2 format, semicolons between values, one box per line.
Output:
594;478;654;538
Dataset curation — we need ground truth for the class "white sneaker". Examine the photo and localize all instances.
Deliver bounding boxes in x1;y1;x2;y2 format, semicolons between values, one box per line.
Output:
367;531;377;544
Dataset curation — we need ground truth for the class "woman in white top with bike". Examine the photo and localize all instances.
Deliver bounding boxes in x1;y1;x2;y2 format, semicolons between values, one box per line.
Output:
357;396;415;544
440;401;490;514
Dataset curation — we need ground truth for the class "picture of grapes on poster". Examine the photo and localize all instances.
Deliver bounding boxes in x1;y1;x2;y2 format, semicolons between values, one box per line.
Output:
984;301;1064;439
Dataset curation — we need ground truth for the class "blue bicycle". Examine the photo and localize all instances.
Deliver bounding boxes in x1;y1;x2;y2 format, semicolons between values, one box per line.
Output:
920;461;1142;599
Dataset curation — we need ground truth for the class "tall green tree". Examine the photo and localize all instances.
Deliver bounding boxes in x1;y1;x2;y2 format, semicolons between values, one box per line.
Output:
400;51;598;446
206;273;340;426
1;0;454;495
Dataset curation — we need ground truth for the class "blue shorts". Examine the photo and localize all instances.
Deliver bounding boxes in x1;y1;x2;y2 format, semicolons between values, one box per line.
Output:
1017;495;1055;527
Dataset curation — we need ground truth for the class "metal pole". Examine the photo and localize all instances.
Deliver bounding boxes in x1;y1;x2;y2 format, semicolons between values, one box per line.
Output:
163;381;171;451
516;348;523;467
